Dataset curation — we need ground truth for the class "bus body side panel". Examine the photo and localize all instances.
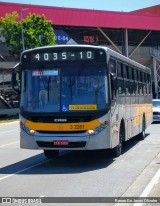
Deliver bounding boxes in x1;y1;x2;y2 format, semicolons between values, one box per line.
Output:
126;94;132;140
110;99;120;148
145;94;153;128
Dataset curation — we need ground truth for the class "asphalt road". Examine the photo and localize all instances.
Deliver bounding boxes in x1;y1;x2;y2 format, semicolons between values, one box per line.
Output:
0;121;160;206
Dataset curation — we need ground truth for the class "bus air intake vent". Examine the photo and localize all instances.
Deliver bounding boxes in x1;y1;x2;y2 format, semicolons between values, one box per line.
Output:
29;116;92;123
36;130;87;134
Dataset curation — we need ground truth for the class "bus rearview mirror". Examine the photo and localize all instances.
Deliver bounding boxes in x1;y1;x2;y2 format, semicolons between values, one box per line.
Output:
12;64;21;94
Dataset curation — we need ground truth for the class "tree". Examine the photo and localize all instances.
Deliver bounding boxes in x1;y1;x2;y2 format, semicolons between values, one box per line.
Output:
0;12;21;58
0;12;56;59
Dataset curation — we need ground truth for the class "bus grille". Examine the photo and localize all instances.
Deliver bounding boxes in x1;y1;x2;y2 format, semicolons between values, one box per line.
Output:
36;141;86;148
36;130;86;134
29;116;92;123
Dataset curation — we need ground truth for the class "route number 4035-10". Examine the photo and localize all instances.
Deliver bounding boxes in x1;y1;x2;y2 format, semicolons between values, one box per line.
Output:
32;51;94;62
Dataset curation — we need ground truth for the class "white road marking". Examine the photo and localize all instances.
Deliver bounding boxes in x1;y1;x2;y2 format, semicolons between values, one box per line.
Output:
0;141;19;148
0;129;18;134
0;159;51;181
133;168;160;206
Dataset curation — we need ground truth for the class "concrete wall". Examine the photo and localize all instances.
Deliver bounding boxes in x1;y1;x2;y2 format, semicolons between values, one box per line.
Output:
0;108;19;117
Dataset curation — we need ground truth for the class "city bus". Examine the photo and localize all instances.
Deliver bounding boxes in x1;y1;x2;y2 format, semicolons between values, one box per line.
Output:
12;45;153;158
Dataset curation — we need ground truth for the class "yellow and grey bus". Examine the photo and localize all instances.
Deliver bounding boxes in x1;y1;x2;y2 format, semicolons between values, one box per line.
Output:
12;45;153;158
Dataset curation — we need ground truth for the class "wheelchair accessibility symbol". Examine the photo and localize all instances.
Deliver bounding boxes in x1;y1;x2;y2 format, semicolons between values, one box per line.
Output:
62;105;68;112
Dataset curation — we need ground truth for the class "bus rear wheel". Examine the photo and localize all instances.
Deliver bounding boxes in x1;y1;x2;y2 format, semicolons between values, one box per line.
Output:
138;117;146;140
44;150;59;159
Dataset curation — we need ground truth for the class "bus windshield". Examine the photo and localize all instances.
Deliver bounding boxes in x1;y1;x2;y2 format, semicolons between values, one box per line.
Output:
20;66;109;113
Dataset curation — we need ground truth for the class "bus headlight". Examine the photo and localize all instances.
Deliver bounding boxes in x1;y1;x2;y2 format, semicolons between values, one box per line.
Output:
88;121;109;135
29;129;36;135
88;130;95;135
20;121;35;135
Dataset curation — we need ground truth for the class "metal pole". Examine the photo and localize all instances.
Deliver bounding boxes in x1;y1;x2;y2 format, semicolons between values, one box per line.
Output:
153;58;158;99
20;8;28;51
124;28;128;57
97;27;122;54
129;31;151;58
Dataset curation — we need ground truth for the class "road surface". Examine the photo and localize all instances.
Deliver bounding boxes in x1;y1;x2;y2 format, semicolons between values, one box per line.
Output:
0;121;160;205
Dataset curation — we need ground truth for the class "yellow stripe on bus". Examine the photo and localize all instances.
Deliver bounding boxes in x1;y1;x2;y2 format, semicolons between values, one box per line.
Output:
25;119;100;131
133;103;152;127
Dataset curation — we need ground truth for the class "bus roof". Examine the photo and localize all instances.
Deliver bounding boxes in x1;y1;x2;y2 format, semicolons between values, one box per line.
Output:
22;45;151;73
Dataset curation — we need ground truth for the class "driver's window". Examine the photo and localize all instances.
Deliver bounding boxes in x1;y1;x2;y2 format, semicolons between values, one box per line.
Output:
12;63;21;93
109;59;117;99
109;59;116;75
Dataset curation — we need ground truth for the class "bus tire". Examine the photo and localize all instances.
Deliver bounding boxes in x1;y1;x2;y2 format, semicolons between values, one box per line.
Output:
112;123;124;157
138;117;146;140
44;150;59;159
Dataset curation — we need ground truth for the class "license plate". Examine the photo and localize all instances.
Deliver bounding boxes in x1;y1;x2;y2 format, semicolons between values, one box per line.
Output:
53;140;69;146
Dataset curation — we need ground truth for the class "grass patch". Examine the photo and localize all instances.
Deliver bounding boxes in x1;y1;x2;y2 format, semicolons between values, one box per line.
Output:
0;116;19;123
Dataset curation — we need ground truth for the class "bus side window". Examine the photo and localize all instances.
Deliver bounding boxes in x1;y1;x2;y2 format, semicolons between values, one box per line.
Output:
145;73;148;94
129;67;133;80
147;73;152;94
141;72;145;95
123;65;130;95
117;62;124;95
109;59;117;99
123;65;127;79
137;70;139;94
143;73;147;94
117;62;122;77
133;69;138;94
126;65;129;79
129;67;134;95
134;69;137;81
137;70;142;95
109;59;117;75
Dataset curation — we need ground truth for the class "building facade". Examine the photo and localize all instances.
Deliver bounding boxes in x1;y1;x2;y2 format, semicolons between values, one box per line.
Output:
0;2;160;97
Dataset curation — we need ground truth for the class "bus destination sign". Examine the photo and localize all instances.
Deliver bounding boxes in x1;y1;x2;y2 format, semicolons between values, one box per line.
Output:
31;51;96;62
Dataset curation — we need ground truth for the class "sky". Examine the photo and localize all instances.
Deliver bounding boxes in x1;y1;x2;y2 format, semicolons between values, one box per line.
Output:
0;0;160;12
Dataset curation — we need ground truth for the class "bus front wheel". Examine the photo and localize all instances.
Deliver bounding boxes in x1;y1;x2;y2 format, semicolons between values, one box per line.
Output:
44;150;59;159
112;123;124;157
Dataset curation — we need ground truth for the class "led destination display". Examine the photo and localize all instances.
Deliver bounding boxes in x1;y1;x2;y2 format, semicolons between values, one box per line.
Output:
31;51;95;62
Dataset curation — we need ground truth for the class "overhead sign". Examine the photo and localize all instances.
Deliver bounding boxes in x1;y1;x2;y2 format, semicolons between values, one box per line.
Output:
54;29;77;45
54;29;70;44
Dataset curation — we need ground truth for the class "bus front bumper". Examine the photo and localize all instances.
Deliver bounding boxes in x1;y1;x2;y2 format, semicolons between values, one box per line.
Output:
20;128;111;150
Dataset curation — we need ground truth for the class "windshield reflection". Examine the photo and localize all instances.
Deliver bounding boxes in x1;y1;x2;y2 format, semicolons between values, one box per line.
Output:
20;66;109;113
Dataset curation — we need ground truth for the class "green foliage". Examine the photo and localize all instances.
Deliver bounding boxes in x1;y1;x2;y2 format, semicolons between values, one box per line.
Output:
23;13;56;50
0;12;56;59
0;12;21;58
